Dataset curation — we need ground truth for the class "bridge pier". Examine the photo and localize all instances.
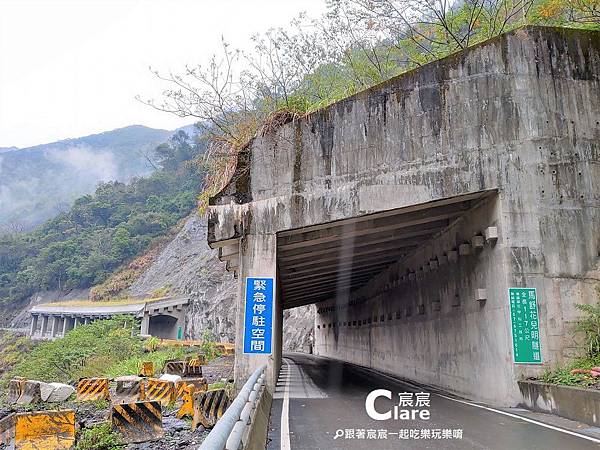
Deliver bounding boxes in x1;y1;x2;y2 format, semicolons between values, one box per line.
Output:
232;233;282;394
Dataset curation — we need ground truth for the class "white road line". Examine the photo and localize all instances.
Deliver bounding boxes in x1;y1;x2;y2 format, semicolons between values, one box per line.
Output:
436;393;600;445
342;359;600;445
280;359;292;450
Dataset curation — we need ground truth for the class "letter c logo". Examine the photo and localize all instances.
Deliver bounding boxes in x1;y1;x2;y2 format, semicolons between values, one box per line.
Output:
365;389;392;420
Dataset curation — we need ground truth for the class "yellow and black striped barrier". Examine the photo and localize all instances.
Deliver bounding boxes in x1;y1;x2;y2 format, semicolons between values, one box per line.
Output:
114;376;146;404
183;358;203;378
77;377;110;402
11;410;75;450
145;378;176;406
192;388;230;430
139;361;154;378
163;360;186;377
111;400;163;444
176;384;195;419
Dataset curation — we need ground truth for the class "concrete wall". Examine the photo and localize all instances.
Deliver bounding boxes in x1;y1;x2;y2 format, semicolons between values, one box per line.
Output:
314;196;522;404
208;27;600;404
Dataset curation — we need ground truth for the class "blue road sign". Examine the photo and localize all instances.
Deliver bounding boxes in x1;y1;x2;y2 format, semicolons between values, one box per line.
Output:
243;277;274;355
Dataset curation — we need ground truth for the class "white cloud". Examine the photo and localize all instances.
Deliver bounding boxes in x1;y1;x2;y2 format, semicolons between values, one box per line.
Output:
0;0;327;148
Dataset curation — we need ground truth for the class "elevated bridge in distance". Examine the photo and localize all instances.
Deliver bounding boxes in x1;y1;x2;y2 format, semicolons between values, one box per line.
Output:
29;296;188;340
207;24;599;415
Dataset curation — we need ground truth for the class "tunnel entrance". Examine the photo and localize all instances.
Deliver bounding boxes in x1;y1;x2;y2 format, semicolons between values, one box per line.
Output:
278;190;512;404
148;314;179;339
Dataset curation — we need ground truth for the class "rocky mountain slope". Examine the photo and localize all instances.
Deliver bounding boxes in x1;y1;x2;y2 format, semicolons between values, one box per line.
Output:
0;125;173;231
128;213;314;349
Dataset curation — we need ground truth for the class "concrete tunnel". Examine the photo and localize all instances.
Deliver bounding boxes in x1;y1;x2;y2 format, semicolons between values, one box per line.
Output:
207;27;600;408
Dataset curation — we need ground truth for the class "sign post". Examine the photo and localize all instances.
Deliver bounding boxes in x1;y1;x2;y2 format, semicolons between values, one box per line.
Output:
243;277;274;355
509;287;542;364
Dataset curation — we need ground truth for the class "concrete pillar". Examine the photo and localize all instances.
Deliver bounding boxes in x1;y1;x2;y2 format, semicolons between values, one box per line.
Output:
29;315;38;337
73;317;79;328
51;315;59;338
84;317;90;325
140;314;150;336
233;234;278;393
41;315;49;337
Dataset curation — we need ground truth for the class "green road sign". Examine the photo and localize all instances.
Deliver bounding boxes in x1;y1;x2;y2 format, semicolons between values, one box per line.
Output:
509;288;542;364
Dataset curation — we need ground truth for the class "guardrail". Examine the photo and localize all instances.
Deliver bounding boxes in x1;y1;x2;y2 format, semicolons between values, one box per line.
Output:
199;364;267;450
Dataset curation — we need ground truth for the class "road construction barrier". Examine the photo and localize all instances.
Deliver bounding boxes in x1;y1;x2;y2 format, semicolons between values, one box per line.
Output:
77;377;110;402
176;384;196;419
145;378;176;406
7;378;25;404
176;378;208;399
0;413;16;446
111;400;163;444
192;388;231;430
214;343;235;356
139;361;154;377
17;381;42;405
1;410;76;450
114;376;146;404
199;365;266;450
163;360;186;377
184;357;203;377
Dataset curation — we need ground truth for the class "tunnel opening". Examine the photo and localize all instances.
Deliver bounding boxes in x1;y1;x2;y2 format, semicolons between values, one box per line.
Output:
148;314;179;339
278;190;509;403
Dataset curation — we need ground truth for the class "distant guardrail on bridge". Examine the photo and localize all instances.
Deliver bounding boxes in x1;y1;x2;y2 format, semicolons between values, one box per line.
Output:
199;364;267;450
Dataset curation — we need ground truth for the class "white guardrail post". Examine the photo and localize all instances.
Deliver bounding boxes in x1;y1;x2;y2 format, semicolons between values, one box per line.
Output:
199;364;267;450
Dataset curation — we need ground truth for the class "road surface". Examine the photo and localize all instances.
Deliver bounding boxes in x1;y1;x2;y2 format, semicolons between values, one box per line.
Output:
267;353;600;449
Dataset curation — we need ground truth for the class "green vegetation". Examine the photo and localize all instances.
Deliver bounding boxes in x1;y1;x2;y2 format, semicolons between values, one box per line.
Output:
8;317;218;383
540;302;600;387
0;131;205;307
148;0;598;212
75;422;125;450
0;331;36;377
11;317;142;382
200;330;222;361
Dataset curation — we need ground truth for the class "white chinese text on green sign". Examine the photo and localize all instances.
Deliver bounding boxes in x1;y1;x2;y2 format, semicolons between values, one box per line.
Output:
509;287;542;364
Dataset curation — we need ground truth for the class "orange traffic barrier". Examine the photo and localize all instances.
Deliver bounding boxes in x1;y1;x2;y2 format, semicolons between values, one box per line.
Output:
176;384;195;419
145;379;175;406
139;361;154;377
192;388;230;430
112;400;163;444
77;378;110;402
11;410;75;450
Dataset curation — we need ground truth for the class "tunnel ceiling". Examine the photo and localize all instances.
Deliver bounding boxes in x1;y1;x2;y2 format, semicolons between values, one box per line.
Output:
277;191;494;309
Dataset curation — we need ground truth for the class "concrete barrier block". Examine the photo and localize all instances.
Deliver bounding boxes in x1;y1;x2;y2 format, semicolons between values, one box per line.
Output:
485;226;498;243
475;288;487;302
112;401;163;443
447;251;458;263
459;243;471;256
472;235;485;249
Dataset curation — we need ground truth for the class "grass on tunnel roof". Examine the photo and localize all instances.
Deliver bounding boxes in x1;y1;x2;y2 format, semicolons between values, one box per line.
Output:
39;296;170;307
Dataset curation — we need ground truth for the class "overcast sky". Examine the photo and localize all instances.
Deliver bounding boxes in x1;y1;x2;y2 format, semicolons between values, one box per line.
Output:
0;0;327;148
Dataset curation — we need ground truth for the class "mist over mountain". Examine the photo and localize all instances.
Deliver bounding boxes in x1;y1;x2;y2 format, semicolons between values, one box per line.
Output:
0;125;192;232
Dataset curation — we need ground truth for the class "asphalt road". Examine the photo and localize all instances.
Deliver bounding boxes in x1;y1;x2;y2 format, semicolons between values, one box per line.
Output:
267;353;600;450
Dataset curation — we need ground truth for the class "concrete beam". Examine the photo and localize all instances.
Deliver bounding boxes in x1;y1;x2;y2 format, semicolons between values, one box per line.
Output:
277;192;490;238
280;253;406;277
283;273;375;296
280;259;394;284
278;203;470;248
280;239;424;269
278;221;448;254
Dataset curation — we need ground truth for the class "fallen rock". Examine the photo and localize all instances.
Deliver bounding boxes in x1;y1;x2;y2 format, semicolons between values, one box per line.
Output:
46;383;75;402
159;374;182;383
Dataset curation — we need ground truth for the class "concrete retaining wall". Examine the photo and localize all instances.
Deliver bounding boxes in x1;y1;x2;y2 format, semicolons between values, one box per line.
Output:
519;381;600;426
208;27;600;405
